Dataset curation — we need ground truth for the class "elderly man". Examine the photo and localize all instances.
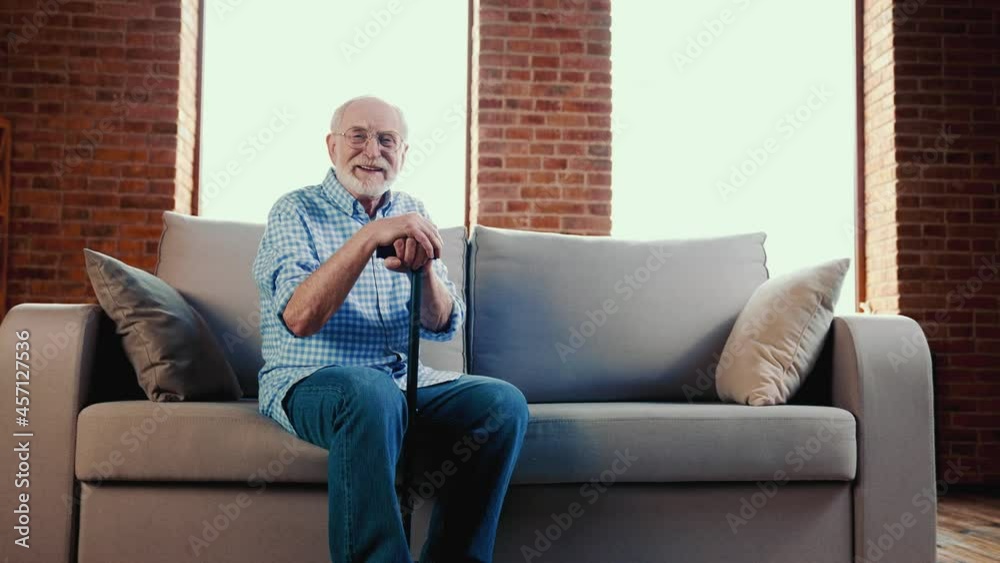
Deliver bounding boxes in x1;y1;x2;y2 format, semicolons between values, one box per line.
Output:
252;96;529;563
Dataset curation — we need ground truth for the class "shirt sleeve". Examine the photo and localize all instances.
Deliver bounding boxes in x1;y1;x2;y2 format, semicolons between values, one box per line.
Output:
253;207;321;337
415;201;466;342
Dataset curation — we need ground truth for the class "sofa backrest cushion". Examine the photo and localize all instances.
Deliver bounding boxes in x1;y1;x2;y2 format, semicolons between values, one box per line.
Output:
155;211;468;397
467;226;768;402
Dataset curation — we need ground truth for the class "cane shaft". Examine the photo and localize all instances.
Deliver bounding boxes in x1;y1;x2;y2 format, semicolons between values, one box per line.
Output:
402;268;421;549
375;244;422;555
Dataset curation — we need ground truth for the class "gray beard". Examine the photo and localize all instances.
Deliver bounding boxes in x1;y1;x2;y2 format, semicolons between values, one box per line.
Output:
336;167;394;198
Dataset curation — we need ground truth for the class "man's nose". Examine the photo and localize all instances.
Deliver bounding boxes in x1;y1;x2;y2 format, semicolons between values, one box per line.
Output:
362;136;381;159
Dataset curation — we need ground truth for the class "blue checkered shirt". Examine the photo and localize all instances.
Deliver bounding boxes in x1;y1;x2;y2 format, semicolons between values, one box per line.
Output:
252;167;465;436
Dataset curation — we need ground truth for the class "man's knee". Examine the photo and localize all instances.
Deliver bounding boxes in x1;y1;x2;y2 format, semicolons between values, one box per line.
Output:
487;380;530;433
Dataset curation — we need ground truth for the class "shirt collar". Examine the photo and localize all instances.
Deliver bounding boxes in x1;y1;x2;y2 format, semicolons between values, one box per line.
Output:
321;167;393;219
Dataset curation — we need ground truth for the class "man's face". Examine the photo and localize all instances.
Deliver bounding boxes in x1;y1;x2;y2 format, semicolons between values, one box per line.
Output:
327;98;407;199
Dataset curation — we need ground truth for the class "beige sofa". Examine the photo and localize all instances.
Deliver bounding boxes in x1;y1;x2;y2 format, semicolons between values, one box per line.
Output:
1;211;936;562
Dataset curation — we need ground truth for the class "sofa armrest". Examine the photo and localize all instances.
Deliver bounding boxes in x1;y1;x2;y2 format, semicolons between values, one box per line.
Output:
1;303;104;563
832;314;936;563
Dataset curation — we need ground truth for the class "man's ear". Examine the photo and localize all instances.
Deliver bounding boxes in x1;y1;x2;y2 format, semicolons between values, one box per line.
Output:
325;133;336;163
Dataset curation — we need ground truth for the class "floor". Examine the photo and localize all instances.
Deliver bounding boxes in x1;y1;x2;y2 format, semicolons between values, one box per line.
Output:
937;490;1000;562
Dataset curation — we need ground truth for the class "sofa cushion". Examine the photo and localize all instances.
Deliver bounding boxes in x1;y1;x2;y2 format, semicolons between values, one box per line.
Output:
514;403;856;482
76;401;325;483
83;249;243;402
468;226;768;402
154;211;468;397
716;258;851;406
76;401;855;483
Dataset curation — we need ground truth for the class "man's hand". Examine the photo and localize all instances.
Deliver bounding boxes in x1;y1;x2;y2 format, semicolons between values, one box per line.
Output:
366;216;453;331
282;213;443;338
363;212;443;264
384;237;433;272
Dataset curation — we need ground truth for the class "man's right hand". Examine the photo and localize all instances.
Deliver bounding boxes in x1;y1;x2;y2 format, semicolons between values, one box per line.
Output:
363;212;444;260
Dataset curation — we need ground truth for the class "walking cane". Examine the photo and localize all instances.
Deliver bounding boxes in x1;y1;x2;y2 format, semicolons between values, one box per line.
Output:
376;244;422;554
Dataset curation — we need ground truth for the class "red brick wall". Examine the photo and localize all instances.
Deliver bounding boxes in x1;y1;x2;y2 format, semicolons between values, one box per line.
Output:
863;0;1000;484
470;0;613;235
0;0;199;311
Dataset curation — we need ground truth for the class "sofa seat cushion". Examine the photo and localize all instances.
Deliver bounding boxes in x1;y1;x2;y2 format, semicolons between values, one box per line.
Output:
75;400;855;484
76;400;327;483
516;403;855;482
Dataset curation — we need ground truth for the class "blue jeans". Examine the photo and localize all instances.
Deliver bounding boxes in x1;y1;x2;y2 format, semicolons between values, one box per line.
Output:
282;366;530;563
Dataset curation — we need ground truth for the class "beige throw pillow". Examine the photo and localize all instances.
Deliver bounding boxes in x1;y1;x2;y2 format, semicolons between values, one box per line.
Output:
84;249;243;402
716;258;850;406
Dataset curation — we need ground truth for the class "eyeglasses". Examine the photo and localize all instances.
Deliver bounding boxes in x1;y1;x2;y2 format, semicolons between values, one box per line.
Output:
335;127;403;152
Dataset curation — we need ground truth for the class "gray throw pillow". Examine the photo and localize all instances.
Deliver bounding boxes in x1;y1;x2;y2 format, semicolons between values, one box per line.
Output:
84;249;243;402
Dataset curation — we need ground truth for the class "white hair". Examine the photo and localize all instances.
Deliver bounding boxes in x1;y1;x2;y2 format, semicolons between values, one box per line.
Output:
329;96;408;139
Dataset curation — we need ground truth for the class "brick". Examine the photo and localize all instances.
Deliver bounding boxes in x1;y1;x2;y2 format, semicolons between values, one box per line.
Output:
529;172;557;183
565;129;610;142
521;186;562;199
534;128;561;140
482;215;531;229
561;215;610;232
532;27;582;40
530;200;583;215
529;215;560;229
506;157;542;170
543;158;568;170
478;156;503;169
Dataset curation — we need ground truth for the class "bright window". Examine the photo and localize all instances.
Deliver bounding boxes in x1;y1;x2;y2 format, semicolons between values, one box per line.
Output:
610;0;857;312
199;0;469;228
